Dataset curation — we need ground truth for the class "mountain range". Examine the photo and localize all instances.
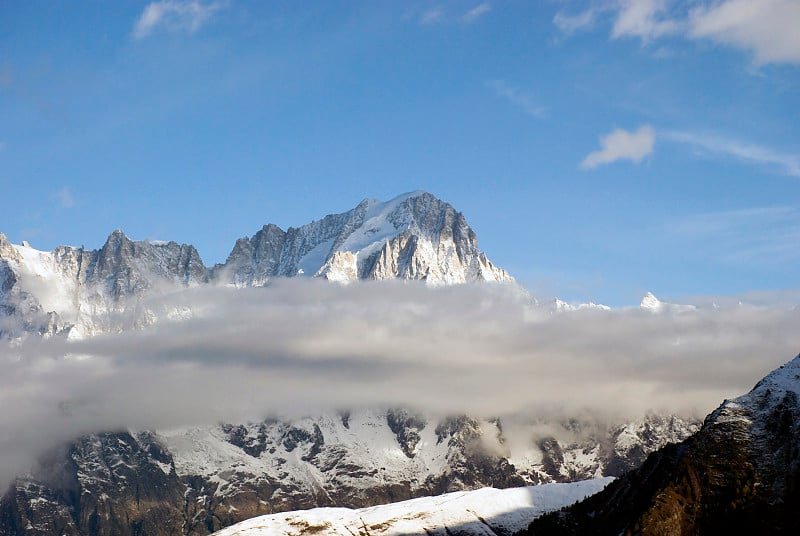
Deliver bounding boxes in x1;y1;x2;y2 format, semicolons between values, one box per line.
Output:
0;191;509;341
1;191;790;535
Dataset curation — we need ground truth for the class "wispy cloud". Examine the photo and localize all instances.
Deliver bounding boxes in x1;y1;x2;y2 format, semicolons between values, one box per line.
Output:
667;206;800;263
132;0;227;40
664;130;800;177
52;187;75;209
553;8;596;35
419;7;445;26
418;4;491;27
463;3;491;24
487;80;546;118
581;124;656;169
688;0;800;65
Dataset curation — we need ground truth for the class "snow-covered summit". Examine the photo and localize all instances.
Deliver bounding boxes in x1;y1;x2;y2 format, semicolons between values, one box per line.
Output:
552;298;611;313
640;291;662;310
215;191;512;286
720;353;800;420
639;291;696;313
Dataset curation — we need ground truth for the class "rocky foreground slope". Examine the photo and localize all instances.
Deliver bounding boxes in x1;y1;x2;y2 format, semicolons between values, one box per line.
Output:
526;354;800;535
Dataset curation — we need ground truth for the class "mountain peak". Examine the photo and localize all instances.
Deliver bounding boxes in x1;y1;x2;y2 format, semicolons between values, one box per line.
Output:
738;353;800;410
218;192;511;286
640;291;661;310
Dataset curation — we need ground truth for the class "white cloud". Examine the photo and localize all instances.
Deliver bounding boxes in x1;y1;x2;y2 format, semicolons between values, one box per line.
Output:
689;0;800;65
664;130;800;177
553;0;800;65
553;8;596;35
581;124;656;169
0;141;6;152
463;3;491;24
487;80;546;118
53;187;75;209
611;0;681;41
420;7;445;25
132;0;227;40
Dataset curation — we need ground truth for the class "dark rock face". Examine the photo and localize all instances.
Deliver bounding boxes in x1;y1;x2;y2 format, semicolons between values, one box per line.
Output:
386;409;426;458
90;231;207;298
0;432;186;536
527;356;800;536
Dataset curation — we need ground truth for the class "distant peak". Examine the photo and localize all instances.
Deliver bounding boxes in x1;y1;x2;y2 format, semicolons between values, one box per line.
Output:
640;292;662;310
103;229;132;247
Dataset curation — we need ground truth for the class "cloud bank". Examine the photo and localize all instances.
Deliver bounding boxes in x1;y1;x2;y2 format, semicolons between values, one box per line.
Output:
1;280;798;490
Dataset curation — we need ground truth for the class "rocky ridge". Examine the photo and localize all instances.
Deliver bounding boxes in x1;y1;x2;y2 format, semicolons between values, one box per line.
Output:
527;354;800;535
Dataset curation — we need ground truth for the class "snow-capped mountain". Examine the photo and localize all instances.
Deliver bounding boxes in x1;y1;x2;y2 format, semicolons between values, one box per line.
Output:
528;353;800;535
0;411;697;536
551;298;610;312
0;230;206;339
0;192;510;340
210;478;613;536
213;191;511;286
639;291;696;313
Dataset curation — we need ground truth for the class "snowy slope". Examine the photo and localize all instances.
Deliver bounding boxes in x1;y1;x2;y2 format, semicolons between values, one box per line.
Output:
212;479;613;536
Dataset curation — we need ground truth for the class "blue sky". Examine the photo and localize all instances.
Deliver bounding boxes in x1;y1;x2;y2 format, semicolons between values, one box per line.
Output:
1;0;798;306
